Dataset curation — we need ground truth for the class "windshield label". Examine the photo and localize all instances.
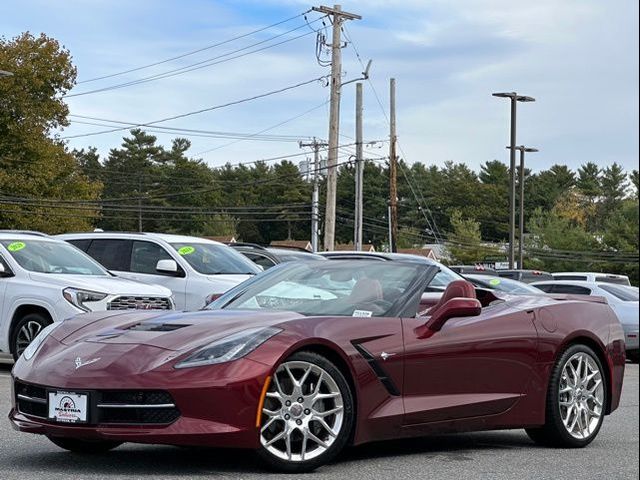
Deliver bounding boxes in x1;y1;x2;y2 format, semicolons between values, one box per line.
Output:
178;246;195;256
353;310;373;317
7;241;26;252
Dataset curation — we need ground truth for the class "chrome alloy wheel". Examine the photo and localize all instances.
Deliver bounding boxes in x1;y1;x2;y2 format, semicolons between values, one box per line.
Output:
260;360;344;462
559;352;604;439
16;320;44;356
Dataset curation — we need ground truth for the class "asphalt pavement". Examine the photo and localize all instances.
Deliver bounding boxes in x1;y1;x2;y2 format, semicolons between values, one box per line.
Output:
0;363;637;480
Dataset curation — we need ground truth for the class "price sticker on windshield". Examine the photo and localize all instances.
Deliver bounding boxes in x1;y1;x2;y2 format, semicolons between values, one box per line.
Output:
7;241;26;252
489;278;501;286
178;246;195;256
353;310;373;317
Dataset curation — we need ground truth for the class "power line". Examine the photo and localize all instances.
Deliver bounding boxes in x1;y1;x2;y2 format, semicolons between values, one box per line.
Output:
77;10;312;84
61;76;328;139
66;17;326;97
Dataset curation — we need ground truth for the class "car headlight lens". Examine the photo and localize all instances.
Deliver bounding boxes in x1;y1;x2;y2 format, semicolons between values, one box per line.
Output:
63;288;108;312
22;322;62;361
174;327;281;369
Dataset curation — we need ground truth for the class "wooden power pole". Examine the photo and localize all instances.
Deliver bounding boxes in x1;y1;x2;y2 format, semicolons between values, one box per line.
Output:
389;78;398;252
354;82;364;250
300;139;328;252
312;4;361;251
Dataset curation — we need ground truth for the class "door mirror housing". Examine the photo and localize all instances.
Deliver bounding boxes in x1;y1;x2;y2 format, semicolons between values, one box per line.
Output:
156;259;178;274
415;297;482;338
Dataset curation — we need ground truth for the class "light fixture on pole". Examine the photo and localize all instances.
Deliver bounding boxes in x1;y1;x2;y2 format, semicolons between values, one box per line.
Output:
492;91;535;269
506;145;538;269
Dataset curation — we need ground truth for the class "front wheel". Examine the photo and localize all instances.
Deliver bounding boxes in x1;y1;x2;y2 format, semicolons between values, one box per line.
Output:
11;313;51;360
526;344;607;448
47;436;122;453
256;351;354;472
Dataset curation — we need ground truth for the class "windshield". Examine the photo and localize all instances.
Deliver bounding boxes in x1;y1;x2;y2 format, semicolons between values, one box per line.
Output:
171;243;260;275
468;275;543;294
1;240;107;275
429;265;463;289
599;284;639;302
212;260;429;317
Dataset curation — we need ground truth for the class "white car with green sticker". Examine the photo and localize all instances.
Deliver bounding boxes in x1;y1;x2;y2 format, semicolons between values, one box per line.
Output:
58;232;261;310
0;231;174;360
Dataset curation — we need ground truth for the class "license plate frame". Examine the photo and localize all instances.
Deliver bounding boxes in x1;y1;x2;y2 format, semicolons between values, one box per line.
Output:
48;391;89;424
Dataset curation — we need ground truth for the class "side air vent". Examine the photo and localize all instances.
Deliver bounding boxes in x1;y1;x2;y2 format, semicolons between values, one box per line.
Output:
351;343;400;396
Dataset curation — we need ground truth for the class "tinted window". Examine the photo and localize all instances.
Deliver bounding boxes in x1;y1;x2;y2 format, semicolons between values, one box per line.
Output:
554;275;587;281
595;276;630;286
534;284;554;293
599;284;639;301
67;239;91;251
86;239;131;271
551;285;592;295
0;254;12;275
498;272;518;279
131;241;173;275
246;252;277;270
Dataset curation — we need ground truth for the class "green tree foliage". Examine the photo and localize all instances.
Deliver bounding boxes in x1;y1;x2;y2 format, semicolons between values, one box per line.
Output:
0;33;101;232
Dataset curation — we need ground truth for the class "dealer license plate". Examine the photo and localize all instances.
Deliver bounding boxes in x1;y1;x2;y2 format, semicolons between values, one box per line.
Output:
48;391;88;423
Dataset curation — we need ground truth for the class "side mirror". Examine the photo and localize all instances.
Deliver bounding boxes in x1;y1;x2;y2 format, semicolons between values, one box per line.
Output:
156;259;178;274
415;297;482;338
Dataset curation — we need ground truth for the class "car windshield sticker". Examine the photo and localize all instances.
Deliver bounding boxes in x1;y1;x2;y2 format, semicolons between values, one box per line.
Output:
353;310;373;317
178;246;195;256
489;278;501;286
7;241;26;252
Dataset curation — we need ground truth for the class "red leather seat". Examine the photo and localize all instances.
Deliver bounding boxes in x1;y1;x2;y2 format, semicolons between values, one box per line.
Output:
424;280;476;316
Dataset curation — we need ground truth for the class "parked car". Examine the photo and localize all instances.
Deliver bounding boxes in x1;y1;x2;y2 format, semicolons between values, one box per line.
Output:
532;280;639;362
0;231;173;359
229;243;326;270
496;269;553;283
551;272;631;286
11;260;625;472
463;274;545;295
450;265;497;275
58;232;261;310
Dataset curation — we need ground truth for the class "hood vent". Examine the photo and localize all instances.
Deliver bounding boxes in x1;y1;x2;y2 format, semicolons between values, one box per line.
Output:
126;323;190;332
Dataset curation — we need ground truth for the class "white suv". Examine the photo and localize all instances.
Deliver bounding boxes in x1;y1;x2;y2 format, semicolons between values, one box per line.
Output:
58;232;260;310
0;231;174;359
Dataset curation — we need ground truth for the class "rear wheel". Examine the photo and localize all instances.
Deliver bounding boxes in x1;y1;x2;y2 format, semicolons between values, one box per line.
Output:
11;312;50;360
256;351;354;472
47;436;122;453
526;344;606;447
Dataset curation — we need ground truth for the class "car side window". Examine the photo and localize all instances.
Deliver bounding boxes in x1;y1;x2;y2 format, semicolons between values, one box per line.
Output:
245;253;276;270
554;275;586;281
67;239;91;252
130;241;174;275
86;239;132;271
534;284;554;293
0;253;13;276
550;285;592;295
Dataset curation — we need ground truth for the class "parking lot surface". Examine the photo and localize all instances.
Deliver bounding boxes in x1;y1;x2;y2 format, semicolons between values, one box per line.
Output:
0;363;637;480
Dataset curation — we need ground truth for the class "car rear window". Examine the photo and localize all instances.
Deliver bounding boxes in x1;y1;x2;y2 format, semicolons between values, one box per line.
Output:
550;284;592;295
599;284;639;301
595;276;630;286
554;275;587;281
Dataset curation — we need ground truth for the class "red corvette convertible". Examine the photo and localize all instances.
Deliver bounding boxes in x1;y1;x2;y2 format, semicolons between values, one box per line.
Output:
10;260;626;472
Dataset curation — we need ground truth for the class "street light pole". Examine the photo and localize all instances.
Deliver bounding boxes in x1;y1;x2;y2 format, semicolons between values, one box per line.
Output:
492;92;535;269
507;145;538;269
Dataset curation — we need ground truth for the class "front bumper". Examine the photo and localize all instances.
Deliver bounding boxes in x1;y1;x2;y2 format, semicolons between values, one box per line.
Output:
10;351;271;449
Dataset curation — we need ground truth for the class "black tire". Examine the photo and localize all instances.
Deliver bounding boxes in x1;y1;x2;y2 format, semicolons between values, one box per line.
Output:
627;351;639;364
255;351;355;473
10;312;51;361
47;436;122;453
526;344;607;448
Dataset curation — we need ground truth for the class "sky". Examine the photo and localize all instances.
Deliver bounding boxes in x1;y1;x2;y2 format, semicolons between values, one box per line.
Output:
1;0;638;174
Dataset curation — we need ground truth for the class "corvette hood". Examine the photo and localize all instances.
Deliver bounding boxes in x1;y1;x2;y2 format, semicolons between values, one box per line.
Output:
28;273;172;296
58;309;304;353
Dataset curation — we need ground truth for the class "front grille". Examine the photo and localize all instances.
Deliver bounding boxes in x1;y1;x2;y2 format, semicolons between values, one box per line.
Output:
107;296;172;311
14;381;180;426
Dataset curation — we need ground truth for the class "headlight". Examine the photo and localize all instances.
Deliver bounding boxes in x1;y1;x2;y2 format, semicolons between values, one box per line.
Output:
22;322;62;361
174;327;281;369
63;288;108;312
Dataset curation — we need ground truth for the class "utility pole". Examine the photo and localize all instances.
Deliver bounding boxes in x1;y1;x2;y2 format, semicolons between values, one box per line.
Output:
354;82;364;250
507;145;538;269
389;78;398;252
312;4;361;251
138;177;143;233
492;92;535;268
300;139;328;252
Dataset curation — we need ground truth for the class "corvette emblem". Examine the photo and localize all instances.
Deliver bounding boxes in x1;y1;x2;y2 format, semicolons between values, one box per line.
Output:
74;357;100;369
